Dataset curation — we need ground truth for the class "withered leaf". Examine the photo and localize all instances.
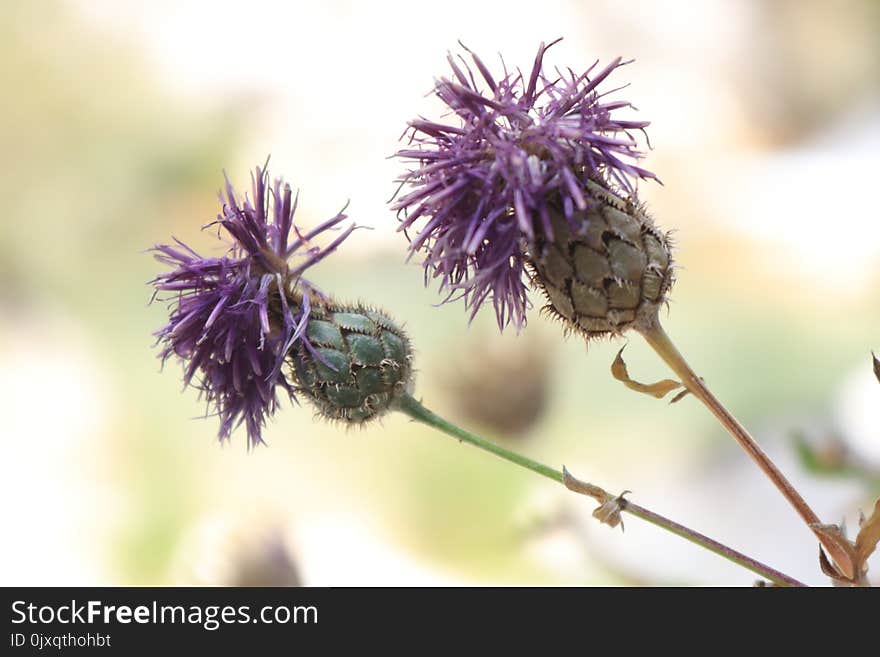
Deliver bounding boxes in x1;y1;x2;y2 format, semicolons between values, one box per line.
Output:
818;548;856;587
819;547;845;582
611;346;682;399
561;467;627;532
854;497;880;573
591;491;632;532
669;389;691;404
873;351;880;385
812;523;857;582
561;466;608;503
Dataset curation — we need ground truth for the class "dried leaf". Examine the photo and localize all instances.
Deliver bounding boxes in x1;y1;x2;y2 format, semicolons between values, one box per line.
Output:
669;389;691;404
561;468;632;532
611;346;682;399
812;523;857;582
561;466;608;503
818;547;843;580
854;498;880;573
818;548;857;587
592;491;632;532
873;351;880;385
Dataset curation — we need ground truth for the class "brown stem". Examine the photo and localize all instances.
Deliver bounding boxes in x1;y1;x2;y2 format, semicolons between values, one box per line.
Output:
636;316;854;580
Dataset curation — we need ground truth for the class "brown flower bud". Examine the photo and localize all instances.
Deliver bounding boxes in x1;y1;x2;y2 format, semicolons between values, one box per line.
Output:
527;180;674;339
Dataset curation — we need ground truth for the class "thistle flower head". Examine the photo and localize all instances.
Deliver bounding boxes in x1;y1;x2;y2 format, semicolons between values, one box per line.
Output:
393;39;659;330
151;163;354;447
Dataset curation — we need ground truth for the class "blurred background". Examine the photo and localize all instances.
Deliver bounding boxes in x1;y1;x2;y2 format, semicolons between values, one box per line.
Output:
2;0;879;586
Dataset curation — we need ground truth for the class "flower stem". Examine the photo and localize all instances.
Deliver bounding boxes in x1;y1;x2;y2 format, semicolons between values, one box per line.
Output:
394;392;806;587
395;392;563;483
637;316;853;579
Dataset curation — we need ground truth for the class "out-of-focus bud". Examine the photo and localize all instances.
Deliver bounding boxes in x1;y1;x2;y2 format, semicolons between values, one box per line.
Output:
440;332;552;437
174;518;301;587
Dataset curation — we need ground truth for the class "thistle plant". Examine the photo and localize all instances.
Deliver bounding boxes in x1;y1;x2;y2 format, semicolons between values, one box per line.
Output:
150;166;416;446
151;166;357;447
151;163;829;586
392;40;667;335
392;40;878;583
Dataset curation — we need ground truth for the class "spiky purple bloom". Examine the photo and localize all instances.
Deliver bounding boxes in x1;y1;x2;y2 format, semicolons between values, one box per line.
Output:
393;39;658;330
151;164;354;447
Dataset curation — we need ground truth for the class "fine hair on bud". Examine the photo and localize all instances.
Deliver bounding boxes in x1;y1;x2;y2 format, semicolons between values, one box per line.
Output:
290;302;414;424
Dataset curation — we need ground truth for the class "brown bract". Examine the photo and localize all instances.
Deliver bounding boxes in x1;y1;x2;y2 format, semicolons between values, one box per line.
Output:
528;180;674;340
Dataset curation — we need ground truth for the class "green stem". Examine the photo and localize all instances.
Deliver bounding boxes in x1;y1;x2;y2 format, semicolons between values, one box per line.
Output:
395;392;563;484
394;392;806;587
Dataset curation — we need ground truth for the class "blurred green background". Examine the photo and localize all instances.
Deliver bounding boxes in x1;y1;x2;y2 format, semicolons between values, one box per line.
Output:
2;0;879;586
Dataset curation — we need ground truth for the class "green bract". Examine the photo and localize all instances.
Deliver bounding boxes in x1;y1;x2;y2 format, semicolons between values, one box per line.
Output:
290;303;414;423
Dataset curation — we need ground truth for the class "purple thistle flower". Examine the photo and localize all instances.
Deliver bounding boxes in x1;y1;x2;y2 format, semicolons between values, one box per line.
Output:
151;164;354;447
393;39;658;330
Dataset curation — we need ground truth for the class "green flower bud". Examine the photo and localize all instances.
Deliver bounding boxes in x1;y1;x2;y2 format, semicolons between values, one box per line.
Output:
528;180;674;339
289;302;414;423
